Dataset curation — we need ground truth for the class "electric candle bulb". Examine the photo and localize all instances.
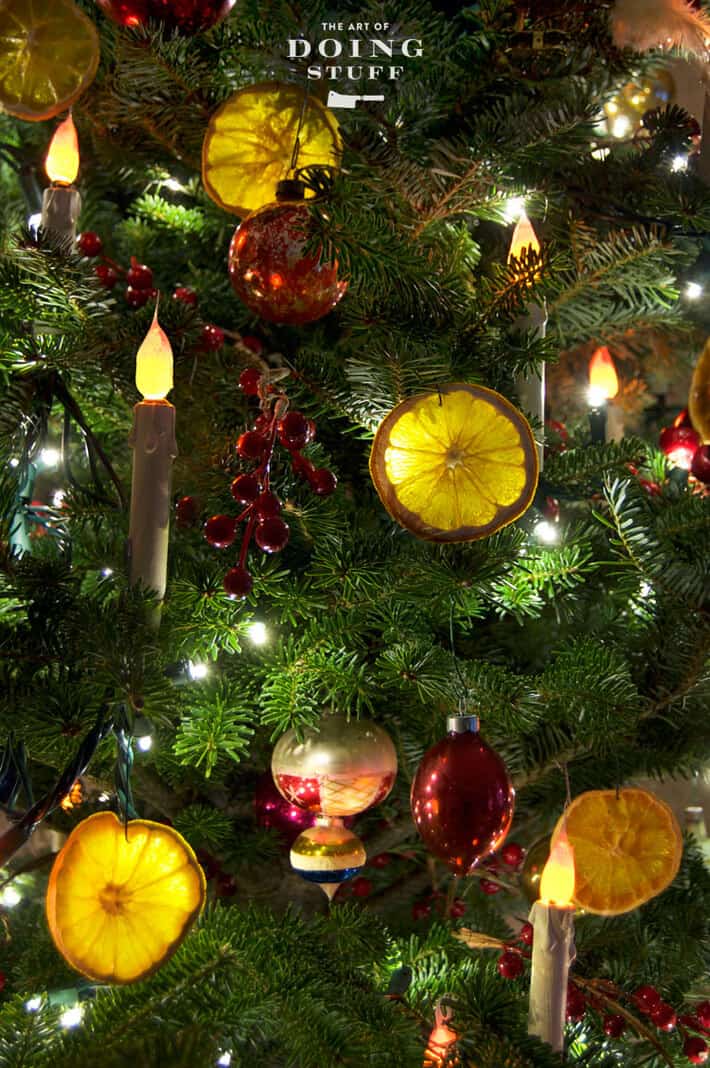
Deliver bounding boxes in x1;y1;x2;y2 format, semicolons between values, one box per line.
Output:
588;346;619;401
135;305;173;400
539;827;575;906
507;210;546;471
508;211;541;265
45;114;80;185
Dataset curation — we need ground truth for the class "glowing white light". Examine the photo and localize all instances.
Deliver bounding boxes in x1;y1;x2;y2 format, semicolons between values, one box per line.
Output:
40;447;60;468
686;281;703;300
611;115;631;138
52;489;66;508
534;520;559;545
163;177;184;192
247;621;268;646
639;581;653;600
217;1054;232;1067
502;196;526;223
98;791;111;802
59;1004;83;1029
587;384;608;408
9;458;19;468
2;886;22;908
101;567;113;577
25;997;42;1012
27;212;42;236
136;735;153;753
591;146;610;161
188;660;209;680
671;154;689;173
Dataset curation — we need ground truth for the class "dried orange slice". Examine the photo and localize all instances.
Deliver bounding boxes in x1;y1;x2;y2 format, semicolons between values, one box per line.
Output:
202;82;341;217
46;811;206;983
550;788;682;916
689;335;710;442
369;384;538;542
0;0;99;122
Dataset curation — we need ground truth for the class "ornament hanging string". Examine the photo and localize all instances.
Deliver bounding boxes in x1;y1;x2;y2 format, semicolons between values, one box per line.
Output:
554;760;572;811
449;599;471;714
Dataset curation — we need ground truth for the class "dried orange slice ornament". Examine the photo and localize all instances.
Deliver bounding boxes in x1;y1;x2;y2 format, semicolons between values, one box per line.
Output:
46;811;206;983
202;82;341;217
369;384;538;542
0;0;99;122
550;788;682;916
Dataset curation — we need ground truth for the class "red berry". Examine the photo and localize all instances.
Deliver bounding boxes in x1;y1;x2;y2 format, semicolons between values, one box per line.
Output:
95;263;118;288
77;231;102;257
255;491;282;518
223;566;253;599
566;985;587;1022
231;474;261;504
239;367;262;395
291;453;315;481
278;411;310;451
603;1014;626;1038
497;951;524;980
126;258;153;290
173;286;198;306
634;986;662;1014
351;876;372;898
0;971;5;992
412;901;431;920
519;922;534;946
691;444;710;485
680;1015;702;1031
696;1003;710;1030
480;879;501;895
501;842;525;868
449;899;466;918
201;324;224;351
310;468;337;497
659;425;701;469
204;514;237;549
542;497;560;523
652;1003;677;1032
255;516;289;553
126;285;151;308
241;335;263;355
369;853;391;869
639;478;662;497
175;495;198;527
685;1037;710;1064
237;431;268;461
254;413;272;434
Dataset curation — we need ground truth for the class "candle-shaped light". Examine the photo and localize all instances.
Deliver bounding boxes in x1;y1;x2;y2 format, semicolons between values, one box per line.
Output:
508;211;546;471
41;114;82;249
587;346;621;443
128;305;177;624
527;826;576;1052
423;1001;457;1068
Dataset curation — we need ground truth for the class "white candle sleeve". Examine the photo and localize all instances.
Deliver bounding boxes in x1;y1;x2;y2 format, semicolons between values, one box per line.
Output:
527;900;576;1052
128;401;177;606
41;186;81;249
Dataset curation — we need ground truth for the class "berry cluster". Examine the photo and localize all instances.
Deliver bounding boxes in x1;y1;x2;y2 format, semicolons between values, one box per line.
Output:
659;409;710;485
201;368;337;599
478;840;526;895
76;231;225;351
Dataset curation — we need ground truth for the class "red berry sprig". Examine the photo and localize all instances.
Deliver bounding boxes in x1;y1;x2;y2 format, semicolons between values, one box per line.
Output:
205;369;337;598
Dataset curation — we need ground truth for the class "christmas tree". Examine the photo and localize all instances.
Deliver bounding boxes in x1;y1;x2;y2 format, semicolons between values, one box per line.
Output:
0;1;709;1066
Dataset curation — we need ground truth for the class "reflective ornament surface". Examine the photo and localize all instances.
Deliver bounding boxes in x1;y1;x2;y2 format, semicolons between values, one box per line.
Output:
254;771;317;847
95;0;235;34
289;817;366;899
272;713;397;817
411;717;514;875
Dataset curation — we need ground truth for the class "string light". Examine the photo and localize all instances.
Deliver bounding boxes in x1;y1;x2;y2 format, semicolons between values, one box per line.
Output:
247;621;268;645
136;734;153;753
534;520;559;545
25;997;42;1012
188;660;209;680
101;567;113;577
671;154;689;173
9;457;19;468
685;282;703;300
502;195;526;223
611;115;631;138
27;212;42;236
216;1054;232;1067
98;791;111;802
1;885;22;907
59;1004;83;1029
40;447;60;468
587;384;608;408
52;489;66;508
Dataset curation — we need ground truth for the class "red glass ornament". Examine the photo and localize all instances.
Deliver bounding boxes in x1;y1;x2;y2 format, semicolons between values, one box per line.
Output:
239;367;262;395
255;516;289;553
310;468;337;497
603;1014;626;1038
254;771;316;847
254;491;281;518
94;0;235;34
204;514;236;549
95;263;118;288
501;841;525;868
497;950;523;979
175;495;199;527
696;1002;710;1029
410;715;514;875
173;285;198;306
228;196;347;325
125;285;151;308
237;430;268;460
566;985;586;1022
278;411;310;450
519;921;533;946
242;335;263;355
351;876;373;898
449;898;466;918
77;231;102;257
652;1003;677;1032
369;853;391;869
479;878;501;895
231;473;261;504
126;258;153;290
685;1038;710;1064
659;424;701;469
223;565;253;599
691;444;710;484
412;900;431;920
201;323;224;350
634;986;661;1014
291;453;315;481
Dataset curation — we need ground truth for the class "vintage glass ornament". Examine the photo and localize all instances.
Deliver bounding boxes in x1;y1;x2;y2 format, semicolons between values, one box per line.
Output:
94;0;235;34
253;771;317;847
228;181;347;325
411;714;514;875
272;713;397;817
289;817;366;899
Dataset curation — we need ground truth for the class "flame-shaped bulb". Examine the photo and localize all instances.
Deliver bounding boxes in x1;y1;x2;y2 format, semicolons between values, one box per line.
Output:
45;114;80;185
539;825;576;907
135;304;173;400
588;346;619;401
